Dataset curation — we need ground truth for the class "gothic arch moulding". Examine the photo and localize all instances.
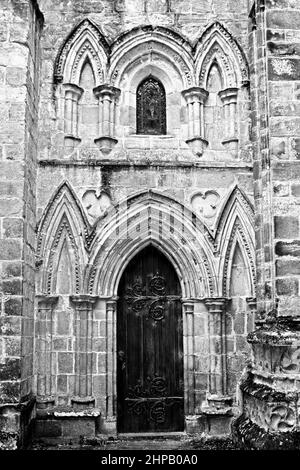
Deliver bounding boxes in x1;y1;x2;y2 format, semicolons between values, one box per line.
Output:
54;18;110;86
108;26;194;137
194;22;249;88
108;26;195;89
85;190;217;299
36;181;90;294
214;185;255;297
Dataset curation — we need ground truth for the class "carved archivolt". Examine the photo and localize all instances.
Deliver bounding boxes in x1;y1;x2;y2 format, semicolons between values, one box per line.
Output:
214;185;255;297
54;18;109;86
108;26;195;89
37;182;255;301
86;190;217;298
36;181;90;294
195;22;249;88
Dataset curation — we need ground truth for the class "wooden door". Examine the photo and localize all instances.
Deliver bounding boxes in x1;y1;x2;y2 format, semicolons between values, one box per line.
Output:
117;246;184;433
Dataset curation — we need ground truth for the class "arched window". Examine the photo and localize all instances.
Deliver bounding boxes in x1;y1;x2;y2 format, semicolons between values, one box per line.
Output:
136;76;166;135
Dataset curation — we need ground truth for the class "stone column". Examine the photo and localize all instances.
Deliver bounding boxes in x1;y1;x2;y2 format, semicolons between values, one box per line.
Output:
63;83;83;148
36;295;59;408
182;301;195;425
218;87;239;152
93;84;121;154
204;298;232;410
182;87;209;157
102;299;117;434
70;295;98;408
246;296;258;329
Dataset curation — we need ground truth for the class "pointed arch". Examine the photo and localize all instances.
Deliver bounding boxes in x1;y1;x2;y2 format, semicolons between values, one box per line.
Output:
54;18;109;86
109;26;195;88
229;240;251;297
195;22;249;88
85;190;217;298
215;185;255;297
36;181;90;293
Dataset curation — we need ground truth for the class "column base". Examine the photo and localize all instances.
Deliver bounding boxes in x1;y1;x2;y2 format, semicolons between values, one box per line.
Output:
94;136;118;155
98;416;117;435
71;396;95;410
186;136;208;157
64;135;81;151
36;397;55;409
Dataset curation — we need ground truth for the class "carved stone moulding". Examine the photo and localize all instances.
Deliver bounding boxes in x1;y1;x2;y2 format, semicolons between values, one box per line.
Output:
94;136;118;155
186;136;208;157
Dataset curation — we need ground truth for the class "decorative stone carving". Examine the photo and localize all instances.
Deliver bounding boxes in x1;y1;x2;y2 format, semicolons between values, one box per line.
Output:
54;19;109;85
191;190;220;221
182;87;209;156
82;190;112;221
195;22;249;88
93;84;121;154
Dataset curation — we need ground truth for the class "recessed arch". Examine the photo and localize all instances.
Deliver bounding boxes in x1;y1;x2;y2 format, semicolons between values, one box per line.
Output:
136;75;166;135
85;190;217;298
54;18;109;86
195;22;249;88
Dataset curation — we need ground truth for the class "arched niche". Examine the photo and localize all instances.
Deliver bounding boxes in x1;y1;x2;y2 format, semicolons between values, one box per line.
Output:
109;27;194;141
136;75;166;135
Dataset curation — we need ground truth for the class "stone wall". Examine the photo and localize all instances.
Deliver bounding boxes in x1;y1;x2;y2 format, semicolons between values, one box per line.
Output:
0;0;43;449
234;0;300;449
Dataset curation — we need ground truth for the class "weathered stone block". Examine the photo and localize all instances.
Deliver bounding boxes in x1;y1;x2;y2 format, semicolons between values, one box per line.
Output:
1;279;22;295
274;215;299;239
62;419;95;437
276;259;300;276
275;240;300;257
0;359;21;381
4;298;22;316
276;278;299;295
34;420;62;438
0;240;22;260
57;352;74;374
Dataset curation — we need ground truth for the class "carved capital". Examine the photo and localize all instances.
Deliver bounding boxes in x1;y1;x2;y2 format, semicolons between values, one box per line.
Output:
93;84;121;101
218;87;238;105
182;86;209;104
70;294;98;309
204;297;227;314
63;82;84;98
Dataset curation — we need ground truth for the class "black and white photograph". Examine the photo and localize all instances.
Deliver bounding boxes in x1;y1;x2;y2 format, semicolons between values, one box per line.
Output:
0;0;299;457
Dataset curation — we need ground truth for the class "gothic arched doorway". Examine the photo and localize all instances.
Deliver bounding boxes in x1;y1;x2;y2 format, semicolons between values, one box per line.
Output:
117;245;184;433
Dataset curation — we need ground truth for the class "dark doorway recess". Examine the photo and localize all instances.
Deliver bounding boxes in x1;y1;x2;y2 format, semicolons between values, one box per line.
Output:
117;245;184;433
